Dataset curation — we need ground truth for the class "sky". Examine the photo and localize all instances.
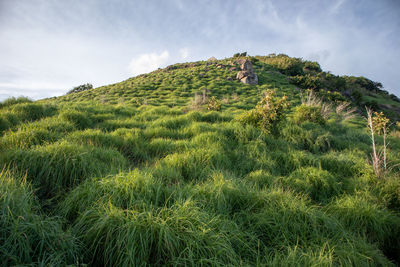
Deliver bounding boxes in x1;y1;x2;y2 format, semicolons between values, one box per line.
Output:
0;0;399;100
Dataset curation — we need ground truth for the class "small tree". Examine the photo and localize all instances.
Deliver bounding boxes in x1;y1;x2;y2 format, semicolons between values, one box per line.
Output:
239;90;289;134
366;108;390;178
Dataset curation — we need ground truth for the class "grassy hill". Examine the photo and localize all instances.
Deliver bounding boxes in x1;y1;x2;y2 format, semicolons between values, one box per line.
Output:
1;54;400;266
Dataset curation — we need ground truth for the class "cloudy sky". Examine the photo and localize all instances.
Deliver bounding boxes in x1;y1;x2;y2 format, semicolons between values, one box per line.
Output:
0;0;399;100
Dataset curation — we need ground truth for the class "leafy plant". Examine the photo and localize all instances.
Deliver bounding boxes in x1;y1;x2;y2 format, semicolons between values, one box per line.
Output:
293;104;326;125
366;108;393;179
207;96;221;111
290;74;321;90
67;83;93;94
294;90;331;124
238;90;289;134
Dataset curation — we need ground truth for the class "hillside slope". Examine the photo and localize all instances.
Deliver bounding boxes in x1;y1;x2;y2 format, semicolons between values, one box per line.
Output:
0;54;400;266
52;53;400;120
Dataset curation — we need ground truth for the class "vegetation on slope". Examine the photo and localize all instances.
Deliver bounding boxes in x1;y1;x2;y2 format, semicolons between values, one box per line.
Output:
0;53;400;266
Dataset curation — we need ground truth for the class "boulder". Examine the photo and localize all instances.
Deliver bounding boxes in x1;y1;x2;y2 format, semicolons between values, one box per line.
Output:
236;59;258;85
241;60;253;71
207;56;217;61
234;58;247;65
236;71;249;80
241;74;258;85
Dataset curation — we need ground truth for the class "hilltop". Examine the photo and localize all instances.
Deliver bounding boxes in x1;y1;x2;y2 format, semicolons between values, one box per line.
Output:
0;53;400;266
51;53;400;120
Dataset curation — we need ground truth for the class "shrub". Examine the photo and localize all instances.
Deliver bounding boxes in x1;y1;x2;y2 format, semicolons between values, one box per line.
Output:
293;104;326;125
366;109;391;179
303;61;322;72
207;96;221;111
238;90;289;134
290;74;321;90
66;83;93;94
263;54;304;76
352;90;363;104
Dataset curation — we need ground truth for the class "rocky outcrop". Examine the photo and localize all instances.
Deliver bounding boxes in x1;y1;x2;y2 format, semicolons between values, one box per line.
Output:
236;59;258;85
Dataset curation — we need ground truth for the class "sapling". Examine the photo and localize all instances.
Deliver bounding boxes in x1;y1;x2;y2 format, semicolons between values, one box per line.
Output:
366;108;390;178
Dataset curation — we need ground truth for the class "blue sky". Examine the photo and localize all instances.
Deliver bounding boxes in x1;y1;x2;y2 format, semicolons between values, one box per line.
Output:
0;0;399;100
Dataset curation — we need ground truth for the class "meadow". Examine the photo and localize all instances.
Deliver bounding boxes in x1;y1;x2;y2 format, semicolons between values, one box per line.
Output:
1;54;400;266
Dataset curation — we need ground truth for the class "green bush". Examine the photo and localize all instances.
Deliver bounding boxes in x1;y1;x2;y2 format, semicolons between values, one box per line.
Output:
66;83;93;94
207;96;222;111
290;74;321;90
293;104;325;125
303;61;322;72
238;90;289;134
262;54;304;76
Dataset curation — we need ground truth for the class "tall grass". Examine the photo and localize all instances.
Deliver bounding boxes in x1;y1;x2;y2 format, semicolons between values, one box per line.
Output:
0;103;57;133
0;141;128;197
1;55;399;265
0;169;79;265
0;96;32;109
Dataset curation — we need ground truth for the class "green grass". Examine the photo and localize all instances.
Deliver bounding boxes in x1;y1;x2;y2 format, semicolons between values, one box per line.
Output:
0;141;128;197
1;54;400;265
0;169;79;266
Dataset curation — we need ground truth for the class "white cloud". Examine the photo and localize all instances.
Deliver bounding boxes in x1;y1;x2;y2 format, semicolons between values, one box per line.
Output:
128;51;169;76
179;47;189;59
0;82;70;100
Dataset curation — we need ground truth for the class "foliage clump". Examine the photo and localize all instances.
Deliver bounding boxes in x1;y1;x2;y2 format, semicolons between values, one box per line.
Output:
290;74;321;90
261;54;304;76
207;96;221;111
67;83;93;95
233;52;247;57
0;96;32;109
238;90;289;134
366;109;392;179
293;104;326;125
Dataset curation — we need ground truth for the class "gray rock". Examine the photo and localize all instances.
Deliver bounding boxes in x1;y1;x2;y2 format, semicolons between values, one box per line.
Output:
241;60;253;71
236;60;258;85
236;70;249;80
